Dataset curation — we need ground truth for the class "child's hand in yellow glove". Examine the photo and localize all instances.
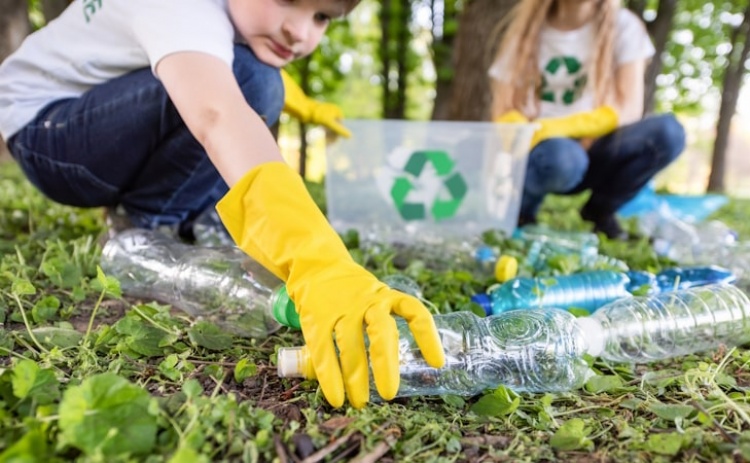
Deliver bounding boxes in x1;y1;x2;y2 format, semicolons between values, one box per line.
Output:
281;70;351;138
496;106;619;148
216;162;445;408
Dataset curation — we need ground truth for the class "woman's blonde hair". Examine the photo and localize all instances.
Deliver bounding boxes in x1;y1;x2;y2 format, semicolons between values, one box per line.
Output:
492;0;619;117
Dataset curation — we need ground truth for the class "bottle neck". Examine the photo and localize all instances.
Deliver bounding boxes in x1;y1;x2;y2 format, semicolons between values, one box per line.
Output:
574;316;606;357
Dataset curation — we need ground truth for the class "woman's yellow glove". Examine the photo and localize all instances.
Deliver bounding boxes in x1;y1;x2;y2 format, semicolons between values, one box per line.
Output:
496;106;619;148
281;70;351;138
216;162;445;408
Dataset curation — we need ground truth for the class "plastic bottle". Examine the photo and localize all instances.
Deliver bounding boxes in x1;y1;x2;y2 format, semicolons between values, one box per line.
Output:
100;229;298;338
279;308;595;396
278;284;750;398
638;209;738;262
625;266;736;295
489;270;633;314
581;283;750;362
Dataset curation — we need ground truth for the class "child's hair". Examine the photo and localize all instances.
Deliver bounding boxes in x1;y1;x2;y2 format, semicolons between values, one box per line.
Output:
340;0;362;14
491;0;619;117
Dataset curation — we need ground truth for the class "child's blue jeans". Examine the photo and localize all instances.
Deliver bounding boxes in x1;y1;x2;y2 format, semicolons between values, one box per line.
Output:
6;45;283;230
519;113;686;220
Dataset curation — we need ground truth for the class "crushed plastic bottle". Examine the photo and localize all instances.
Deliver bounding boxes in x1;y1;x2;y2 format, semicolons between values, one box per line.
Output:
279;284;750;399
489;270;633;314
100;229;297;338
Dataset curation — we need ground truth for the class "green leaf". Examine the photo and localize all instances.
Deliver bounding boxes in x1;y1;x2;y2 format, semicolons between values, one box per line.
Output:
584;374;625;393
234;358;258;383
167;445;209;463
470;386;520;417
11;360;60;405
187;321;233;351
643;432;685;456
550;418;591;451
441;395;465;409
91;266;122;298
0;429;49;463
114;317;171;357
40;257;82;289
58;373;157;457
30;296;60;324
647;402;695;422
182;379;203;399
27;327;83;349
11;279;35;296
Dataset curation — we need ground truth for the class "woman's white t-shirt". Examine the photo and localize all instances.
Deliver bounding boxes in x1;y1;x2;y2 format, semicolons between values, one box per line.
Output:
489;8;655;118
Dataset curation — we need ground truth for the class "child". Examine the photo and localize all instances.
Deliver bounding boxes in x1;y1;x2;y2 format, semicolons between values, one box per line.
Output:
490;0;685;239
0;0;445;408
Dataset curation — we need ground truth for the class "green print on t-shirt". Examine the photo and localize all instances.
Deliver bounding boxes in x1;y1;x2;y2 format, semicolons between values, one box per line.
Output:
83;0;103;23
540;56;587;106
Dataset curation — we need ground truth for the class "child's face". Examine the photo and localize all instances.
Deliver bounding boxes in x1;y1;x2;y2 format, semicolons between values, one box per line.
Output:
229;0;344;68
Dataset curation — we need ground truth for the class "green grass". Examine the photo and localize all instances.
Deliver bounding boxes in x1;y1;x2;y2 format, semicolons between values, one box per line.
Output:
3;159;750;462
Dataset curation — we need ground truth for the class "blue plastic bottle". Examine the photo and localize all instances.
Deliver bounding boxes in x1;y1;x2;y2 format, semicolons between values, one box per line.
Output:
625;266;736;295
654;266;736;292
489;270;632;314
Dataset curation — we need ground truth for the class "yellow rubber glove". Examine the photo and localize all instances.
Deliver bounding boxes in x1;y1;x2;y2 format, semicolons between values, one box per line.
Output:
496;106;618;148
216;162;445;408
281;69;351;138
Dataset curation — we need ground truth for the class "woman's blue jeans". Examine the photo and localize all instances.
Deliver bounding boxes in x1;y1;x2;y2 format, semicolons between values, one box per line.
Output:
519;113;686;220
6;45;283;229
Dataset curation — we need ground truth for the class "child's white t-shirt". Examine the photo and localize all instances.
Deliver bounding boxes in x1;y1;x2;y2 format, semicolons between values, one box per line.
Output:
0;0;237;141
489;8;655;118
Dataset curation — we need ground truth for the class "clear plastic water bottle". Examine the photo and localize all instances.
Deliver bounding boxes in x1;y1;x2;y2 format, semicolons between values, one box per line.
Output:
278;284;750;399
511;224;629;273
278;309;594;397
580;283;750;362
100;229;298;338
638;209;738;262
489;270;632;314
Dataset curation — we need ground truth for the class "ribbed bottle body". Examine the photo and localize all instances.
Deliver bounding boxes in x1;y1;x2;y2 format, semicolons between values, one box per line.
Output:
100;229;282;338
394;310;592;397
591;284;750;362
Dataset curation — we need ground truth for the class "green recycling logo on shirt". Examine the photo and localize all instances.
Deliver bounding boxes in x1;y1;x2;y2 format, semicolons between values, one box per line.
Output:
378;149;468;221
540;55;588;106
83;0;103;22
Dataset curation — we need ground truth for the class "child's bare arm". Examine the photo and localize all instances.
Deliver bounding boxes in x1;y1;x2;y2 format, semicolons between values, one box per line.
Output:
155;51;281;186
612;58;647;126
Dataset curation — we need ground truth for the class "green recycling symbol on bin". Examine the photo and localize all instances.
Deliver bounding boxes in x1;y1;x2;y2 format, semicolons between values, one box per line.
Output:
388;150;468;221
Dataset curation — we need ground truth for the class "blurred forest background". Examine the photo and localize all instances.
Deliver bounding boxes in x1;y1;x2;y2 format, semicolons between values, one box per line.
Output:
2;0;750;195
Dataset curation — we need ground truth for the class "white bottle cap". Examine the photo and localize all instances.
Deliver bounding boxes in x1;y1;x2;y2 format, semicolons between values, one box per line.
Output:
277;346;308;378
575;316;606;357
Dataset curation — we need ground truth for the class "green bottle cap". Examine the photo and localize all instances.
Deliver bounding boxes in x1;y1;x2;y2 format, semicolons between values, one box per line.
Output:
271;285;300;329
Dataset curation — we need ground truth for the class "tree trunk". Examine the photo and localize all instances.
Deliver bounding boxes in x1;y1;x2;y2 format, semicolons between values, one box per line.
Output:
297;57;312;178
41;0;70;23
642;0;677;115
626;0;646;19
707;5;750;192
447;0;517;121
0;0;30;159
380;0;411;119
430;0;459;120
379;0;392;118
0;0;28;61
